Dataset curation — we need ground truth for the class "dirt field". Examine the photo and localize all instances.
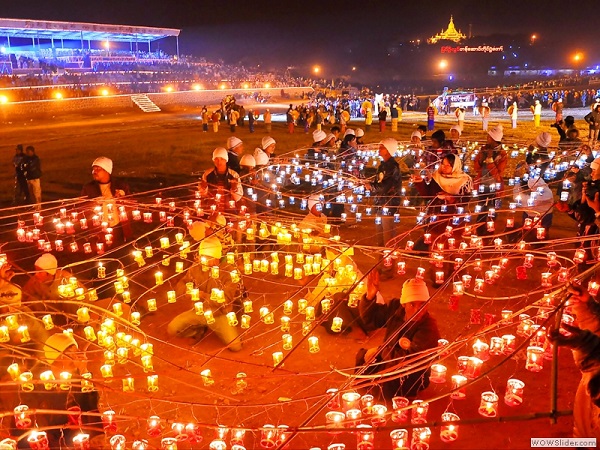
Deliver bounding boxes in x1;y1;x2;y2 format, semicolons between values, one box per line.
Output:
0;102;592;449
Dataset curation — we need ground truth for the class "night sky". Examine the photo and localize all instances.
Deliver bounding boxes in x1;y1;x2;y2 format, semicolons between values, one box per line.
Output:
1;0;596;78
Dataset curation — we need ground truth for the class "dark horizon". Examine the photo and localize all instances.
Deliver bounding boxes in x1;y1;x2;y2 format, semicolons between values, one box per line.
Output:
1;0;597;86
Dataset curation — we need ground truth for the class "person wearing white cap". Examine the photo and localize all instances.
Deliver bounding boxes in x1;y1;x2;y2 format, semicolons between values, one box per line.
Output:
167;235;243;351
226;136;244;174
82;157;131;241
513;161;554;238
339;129;358;158
368;138;401;247
475;124;507;208
356;270;441;399
449;125;463;147
299;194;328;234
478;101;491;131
531;99;542;128
527;132;552;167
199;148;243;212
261;136;276;158
508;101;518;129
355;128;365;145
308;129;328;159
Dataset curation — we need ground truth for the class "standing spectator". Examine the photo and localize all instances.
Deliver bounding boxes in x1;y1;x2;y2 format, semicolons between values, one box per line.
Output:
553;98;564;123
263;109;272;133
212;110;221;133
426;103;436;131
585;104;600;147
478;101;491;131
390;103;399;132
13;144;28;205
531;99;542;128
247;109;255;133
378;107;388;132
455;106;466;130
238;105;246;127
286;104;295;134
81;157;131;243
22;146;42;208
201;106;209;132
229;108;240;133
508;101;518;129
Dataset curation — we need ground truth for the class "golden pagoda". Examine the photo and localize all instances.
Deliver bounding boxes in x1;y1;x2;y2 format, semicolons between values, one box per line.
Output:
427;16;467;44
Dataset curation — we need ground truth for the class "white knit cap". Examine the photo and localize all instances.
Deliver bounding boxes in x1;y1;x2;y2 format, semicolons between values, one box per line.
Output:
380;138;398;155
198;235;222;259
325;133;336;143
535;132;552;148
92;157;113;174
400;278;430;304
262;136;276;149
313;129;327;143
240;154;256;167
212;147;229;162
591;158;600;170
44;333;78;365
253;148;270;166
450;125;462;136
343;129;355;138
488;124;503;142
35;253;58;276
355;128;364;137
226;136;242;149
411;130;422;139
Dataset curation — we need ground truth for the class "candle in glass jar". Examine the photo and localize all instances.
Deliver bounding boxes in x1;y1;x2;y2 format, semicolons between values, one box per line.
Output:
411;400;428;424
429;364;447;383
308;336;320;353
472;339;490;361
451;374;467;399
440;412;460;443
526;346;544;372
478;391;499;417
411;428;431;450
272;351;284;367
504;378;525;406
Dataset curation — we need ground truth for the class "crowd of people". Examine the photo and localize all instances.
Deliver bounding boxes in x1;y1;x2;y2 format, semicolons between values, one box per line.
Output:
5;92;600;446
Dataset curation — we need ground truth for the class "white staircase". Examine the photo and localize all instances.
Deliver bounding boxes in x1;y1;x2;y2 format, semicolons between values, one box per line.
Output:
131;94;161;113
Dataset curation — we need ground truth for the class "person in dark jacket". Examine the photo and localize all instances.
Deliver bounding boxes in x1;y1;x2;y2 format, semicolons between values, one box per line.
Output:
356;271;441;399
226;136;244;174
370;138;401;247
200;148;243;214
13;144;28;205
22;146;42;208
81;157;131;242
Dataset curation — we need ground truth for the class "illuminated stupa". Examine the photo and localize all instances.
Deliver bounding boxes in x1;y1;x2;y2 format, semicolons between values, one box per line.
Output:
428;16;467;44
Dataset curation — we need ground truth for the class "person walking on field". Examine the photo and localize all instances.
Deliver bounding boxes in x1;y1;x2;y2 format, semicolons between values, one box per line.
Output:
378;107;387;132
22;146;42;208
229;108;240;133
263;109;272;133
508;101;518;129
585;104;600;147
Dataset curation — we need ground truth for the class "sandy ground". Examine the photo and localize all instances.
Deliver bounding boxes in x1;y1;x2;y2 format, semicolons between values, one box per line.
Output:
0;102;593;449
